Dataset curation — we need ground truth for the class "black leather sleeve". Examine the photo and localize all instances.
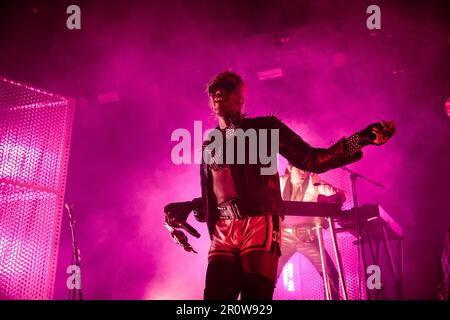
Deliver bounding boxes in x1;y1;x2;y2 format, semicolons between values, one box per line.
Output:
270;116;363;173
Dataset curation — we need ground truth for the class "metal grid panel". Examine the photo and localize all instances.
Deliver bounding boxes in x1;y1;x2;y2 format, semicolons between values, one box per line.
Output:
323;231;367;300
274;169;366;300
0;77;74;299
319;169;354;210
274;230;367;300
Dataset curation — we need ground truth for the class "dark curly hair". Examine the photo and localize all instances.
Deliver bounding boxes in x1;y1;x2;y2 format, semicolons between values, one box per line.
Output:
206;71;245;95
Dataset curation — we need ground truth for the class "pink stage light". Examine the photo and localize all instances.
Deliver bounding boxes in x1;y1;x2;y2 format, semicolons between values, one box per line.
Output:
0;77;74;299
97;91;120;104
257;68;283;81
445;97;450;118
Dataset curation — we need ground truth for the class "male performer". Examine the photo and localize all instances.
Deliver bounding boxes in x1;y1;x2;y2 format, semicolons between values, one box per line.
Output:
164;71;395;300
278;164;345;299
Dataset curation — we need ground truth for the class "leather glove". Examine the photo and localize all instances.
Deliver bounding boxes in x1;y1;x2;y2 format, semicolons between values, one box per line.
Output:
358;120;396;146
345;120;396;157
164;201;195;227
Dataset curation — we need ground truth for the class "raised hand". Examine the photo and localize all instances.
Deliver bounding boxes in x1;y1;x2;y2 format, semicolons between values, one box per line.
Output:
359;120;396;146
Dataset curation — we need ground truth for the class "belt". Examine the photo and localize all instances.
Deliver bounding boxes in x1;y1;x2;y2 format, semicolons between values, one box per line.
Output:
217;198;245;219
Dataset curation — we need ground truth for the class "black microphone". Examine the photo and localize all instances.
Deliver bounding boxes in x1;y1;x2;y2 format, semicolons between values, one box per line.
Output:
180;222;201;238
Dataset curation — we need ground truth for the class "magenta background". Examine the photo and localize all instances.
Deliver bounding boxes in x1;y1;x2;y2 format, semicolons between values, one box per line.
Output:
0;0;449;299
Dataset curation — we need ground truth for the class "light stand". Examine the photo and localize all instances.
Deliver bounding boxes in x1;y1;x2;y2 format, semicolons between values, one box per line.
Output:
65;202;83;300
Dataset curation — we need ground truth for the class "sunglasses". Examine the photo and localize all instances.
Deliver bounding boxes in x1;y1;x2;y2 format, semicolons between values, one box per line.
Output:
208;81;239;96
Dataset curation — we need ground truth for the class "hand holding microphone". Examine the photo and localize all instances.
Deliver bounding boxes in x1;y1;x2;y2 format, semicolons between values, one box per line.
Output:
163;200;202;253
358;120;396;146
164;201;201;238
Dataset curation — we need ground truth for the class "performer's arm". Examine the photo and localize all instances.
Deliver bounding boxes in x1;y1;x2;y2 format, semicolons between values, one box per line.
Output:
344;120;396;156
271;117;395;173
